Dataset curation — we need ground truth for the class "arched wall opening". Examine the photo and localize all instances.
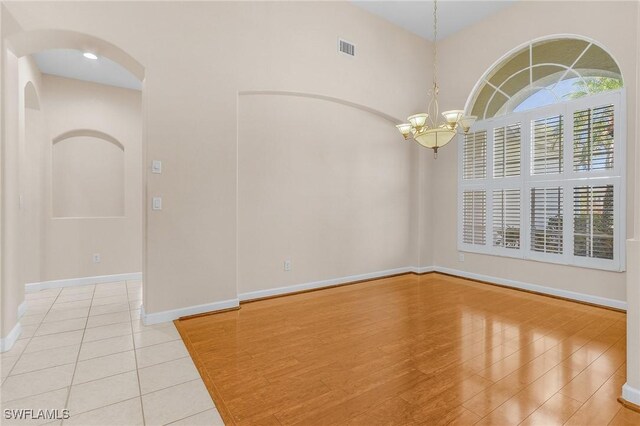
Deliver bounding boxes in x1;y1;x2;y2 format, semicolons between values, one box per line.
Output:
20;80;46;287
52;130;125;218
1;28;146;349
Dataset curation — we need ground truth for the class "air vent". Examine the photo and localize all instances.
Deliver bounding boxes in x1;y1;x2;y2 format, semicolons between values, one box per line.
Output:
338;39;355;56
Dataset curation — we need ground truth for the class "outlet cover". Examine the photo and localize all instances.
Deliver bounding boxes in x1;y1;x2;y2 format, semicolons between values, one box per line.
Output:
93;253;101;263
284;260;292;271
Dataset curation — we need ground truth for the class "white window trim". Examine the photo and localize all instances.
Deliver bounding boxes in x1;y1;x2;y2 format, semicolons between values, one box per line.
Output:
458;90;625;272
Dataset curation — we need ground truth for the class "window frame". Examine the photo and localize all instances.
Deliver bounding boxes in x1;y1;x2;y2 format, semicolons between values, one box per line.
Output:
457;89;625;272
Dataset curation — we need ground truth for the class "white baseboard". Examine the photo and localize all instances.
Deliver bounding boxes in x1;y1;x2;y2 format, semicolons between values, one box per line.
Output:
25;272;142;293
124;264;626;326
141;267;430;325
623;383;640;406
433;266;627;311
413;266;436;274
142;298;240;326
17;300;27;319
0;322;22;353
238;266;422;302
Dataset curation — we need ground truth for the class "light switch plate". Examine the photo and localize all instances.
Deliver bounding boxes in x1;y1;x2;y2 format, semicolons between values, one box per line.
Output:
152;197;162;210
151;160;162;174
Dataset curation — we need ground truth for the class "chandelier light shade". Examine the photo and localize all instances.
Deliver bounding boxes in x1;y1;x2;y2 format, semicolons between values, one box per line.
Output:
395;0;477;157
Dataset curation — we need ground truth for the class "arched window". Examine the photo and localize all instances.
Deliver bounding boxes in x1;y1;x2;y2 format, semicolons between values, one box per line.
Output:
469;38;623;119
458;36;625;272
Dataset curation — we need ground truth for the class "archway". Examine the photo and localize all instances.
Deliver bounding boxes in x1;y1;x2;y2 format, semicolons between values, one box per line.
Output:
1;29;146;351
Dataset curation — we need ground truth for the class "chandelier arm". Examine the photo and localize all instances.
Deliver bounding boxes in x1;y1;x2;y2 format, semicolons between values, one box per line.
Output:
395;0;470;157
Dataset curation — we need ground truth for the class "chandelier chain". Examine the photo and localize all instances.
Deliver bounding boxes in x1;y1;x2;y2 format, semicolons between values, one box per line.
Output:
394;0;477;158
433;0;438;89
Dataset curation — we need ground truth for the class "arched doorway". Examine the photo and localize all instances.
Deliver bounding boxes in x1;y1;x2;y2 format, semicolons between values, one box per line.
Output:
1;29;146;352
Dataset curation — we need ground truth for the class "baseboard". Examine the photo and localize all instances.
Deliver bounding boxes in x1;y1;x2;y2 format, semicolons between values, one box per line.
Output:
0;322;22;353
122;264;625;326
433;266;627;311
25;272;142;293
238;266;424;302
622;383;640;406
17;300;27;319
413;266;436;274
142;298;240;326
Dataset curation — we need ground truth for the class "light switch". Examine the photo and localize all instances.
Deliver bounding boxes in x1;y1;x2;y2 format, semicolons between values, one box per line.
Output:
151;160;162;174
152;197;162;210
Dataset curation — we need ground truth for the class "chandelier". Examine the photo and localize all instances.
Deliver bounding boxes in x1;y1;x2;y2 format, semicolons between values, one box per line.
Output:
395;0;476;158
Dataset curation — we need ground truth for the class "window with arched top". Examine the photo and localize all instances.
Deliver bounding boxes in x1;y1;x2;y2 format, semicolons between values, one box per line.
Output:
469;38;623;119
458;36;625;272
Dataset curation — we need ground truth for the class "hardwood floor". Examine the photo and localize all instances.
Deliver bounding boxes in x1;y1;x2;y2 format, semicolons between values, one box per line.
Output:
175;273;639;425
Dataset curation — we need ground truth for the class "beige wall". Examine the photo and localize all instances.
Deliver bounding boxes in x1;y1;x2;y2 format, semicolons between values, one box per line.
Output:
431;1;638;303
19;57;46;286
238;94;420;295
52;135;125;218
2;1;432;315
41;75;142;281
2;1;636;329
2;3;26;336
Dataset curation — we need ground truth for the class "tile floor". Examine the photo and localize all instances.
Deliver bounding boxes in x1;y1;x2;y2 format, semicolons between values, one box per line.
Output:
0;280;224;425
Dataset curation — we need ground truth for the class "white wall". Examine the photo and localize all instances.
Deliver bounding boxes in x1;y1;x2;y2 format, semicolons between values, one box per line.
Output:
40;74;142;281
431;1;638;304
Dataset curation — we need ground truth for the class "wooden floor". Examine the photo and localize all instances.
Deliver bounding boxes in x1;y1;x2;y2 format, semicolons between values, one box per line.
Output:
175;273;639;425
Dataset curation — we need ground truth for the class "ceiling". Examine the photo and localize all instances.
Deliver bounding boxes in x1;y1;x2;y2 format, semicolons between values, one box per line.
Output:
33;49;142;91
351;1;518;40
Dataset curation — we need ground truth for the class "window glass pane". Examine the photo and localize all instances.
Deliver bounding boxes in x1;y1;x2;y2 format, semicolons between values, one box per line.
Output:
469;38;623;120
494;123;521;178
574;185;614;259
493;189;520;249
463;131;487;180
573;104;614;171
530;187;563;254
463;190;486;245
532;115;563;175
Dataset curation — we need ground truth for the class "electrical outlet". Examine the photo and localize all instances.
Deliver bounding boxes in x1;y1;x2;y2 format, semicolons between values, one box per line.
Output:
93;253;101;263
458;252;465;262
284;259;292;272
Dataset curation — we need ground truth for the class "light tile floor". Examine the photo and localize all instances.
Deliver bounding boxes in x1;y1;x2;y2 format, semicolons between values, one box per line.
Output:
0;280;224;425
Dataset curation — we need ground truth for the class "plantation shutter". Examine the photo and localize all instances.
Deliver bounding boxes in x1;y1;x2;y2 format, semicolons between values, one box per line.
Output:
494;124;521;178
493;189;520;249
458;90;622;271
573;104;615;171
532;115;563;175
463;190;486;245
573;185;614;259
530;187;563;254
463;131;487;180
